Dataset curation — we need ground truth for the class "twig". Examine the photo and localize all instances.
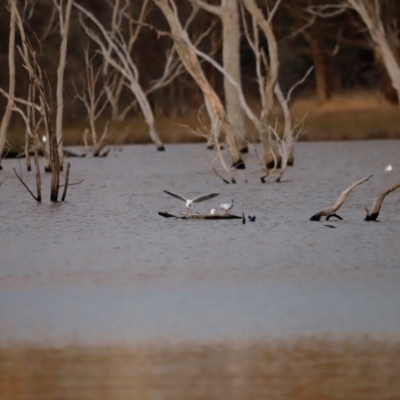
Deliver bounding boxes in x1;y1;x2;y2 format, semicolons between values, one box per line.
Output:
59;179;84;188
212;166;230;184
13;166;40;202
61;162;70;201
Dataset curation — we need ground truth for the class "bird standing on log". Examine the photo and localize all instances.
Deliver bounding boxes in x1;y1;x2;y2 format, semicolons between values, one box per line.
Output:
219;200;234;214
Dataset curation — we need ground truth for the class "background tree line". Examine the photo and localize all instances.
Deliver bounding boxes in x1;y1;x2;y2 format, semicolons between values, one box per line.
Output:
0;0;399;125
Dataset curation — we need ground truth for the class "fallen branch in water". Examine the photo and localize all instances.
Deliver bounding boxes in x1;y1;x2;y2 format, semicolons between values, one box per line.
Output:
158;211;242;220
364;181;400;221
310;174;373;221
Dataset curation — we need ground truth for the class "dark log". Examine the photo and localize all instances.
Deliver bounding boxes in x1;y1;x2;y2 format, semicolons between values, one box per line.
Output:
326;213;343;221
158;211;242;220
61;162;71;201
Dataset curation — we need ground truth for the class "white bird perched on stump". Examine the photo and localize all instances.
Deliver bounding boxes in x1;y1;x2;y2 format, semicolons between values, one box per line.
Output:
219;200;234;214
210;208;218;215
163;190;219;214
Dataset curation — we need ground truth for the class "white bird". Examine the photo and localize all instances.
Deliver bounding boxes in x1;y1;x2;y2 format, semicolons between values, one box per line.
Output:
163;190;219;214
210;208;218;215
384;164;393;172
219;200;234;214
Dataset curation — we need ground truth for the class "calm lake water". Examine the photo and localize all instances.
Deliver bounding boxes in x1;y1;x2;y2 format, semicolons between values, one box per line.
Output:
1;141;400;398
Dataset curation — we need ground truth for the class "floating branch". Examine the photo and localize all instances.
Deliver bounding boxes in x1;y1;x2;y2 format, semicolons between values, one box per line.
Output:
364;181;400;221
158;211;242;220
310;174;373;221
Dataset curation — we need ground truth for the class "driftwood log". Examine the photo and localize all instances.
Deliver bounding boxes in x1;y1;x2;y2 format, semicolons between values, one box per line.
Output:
364;181;400;221
310;174;373;221
159;211;243;220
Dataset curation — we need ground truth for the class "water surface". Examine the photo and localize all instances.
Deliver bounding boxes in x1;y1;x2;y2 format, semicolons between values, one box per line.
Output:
1;141;400;398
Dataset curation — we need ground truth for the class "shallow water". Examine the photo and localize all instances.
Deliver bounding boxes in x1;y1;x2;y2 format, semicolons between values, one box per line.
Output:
1;141;400;398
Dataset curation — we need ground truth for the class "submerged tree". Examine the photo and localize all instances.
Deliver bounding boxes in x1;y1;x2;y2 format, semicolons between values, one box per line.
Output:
0;0;16;171
54;0;73;166
193;0;248;153
153;0;245;168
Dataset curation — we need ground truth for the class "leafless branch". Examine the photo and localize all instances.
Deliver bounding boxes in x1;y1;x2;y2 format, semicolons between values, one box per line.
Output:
61;161;70;201
365;181;400;221
13;166;41;202
310;174;373;221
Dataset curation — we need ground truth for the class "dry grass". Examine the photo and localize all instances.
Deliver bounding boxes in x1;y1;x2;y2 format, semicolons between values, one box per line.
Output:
6;90;400;153
1;337;399;400
291;89;400;141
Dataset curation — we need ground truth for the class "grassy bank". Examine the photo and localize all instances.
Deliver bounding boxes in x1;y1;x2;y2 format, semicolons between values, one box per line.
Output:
5;90;400;152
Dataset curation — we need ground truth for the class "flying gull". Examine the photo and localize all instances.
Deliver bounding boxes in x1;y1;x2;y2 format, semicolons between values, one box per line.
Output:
163;190;219;214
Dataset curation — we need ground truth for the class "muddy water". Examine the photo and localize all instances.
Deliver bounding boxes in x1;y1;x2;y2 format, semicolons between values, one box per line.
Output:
1;141;400;398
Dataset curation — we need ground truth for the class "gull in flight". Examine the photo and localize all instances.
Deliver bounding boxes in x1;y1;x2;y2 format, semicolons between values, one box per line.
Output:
219;200;234;214
163;190;219;214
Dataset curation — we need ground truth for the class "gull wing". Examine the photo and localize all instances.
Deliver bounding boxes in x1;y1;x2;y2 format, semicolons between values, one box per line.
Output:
163;190;187;203
192;193;219;204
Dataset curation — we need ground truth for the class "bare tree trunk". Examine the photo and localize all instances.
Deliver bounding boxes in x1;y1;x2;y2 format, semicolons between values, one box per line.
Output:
0;0;16;170
222;0;247;152
13;2;51;171
153;0;244;168
55;0;73;167
305;27;331;105
31;86;42;201
241;0;278;169
195;0;247;152
49;121;61;202
374;48;399;104
346;0;400;106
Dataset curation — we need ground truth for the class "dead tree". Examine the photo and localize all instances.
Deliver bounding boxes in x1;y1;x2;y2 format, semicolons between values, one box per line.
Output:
310;174;372;221
240;0;281;170
267;68;313;182
364;181;400;221
54;0;73;165
74;0;182;151
193;0;247;153
10;85;42;202
13;3;49;171
0;0;16;171
347;0;400;105
73;46;110;156
152;0;245;168
32;57;62;201
309;0;400;106
181;98;236;183
17;39;64;201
